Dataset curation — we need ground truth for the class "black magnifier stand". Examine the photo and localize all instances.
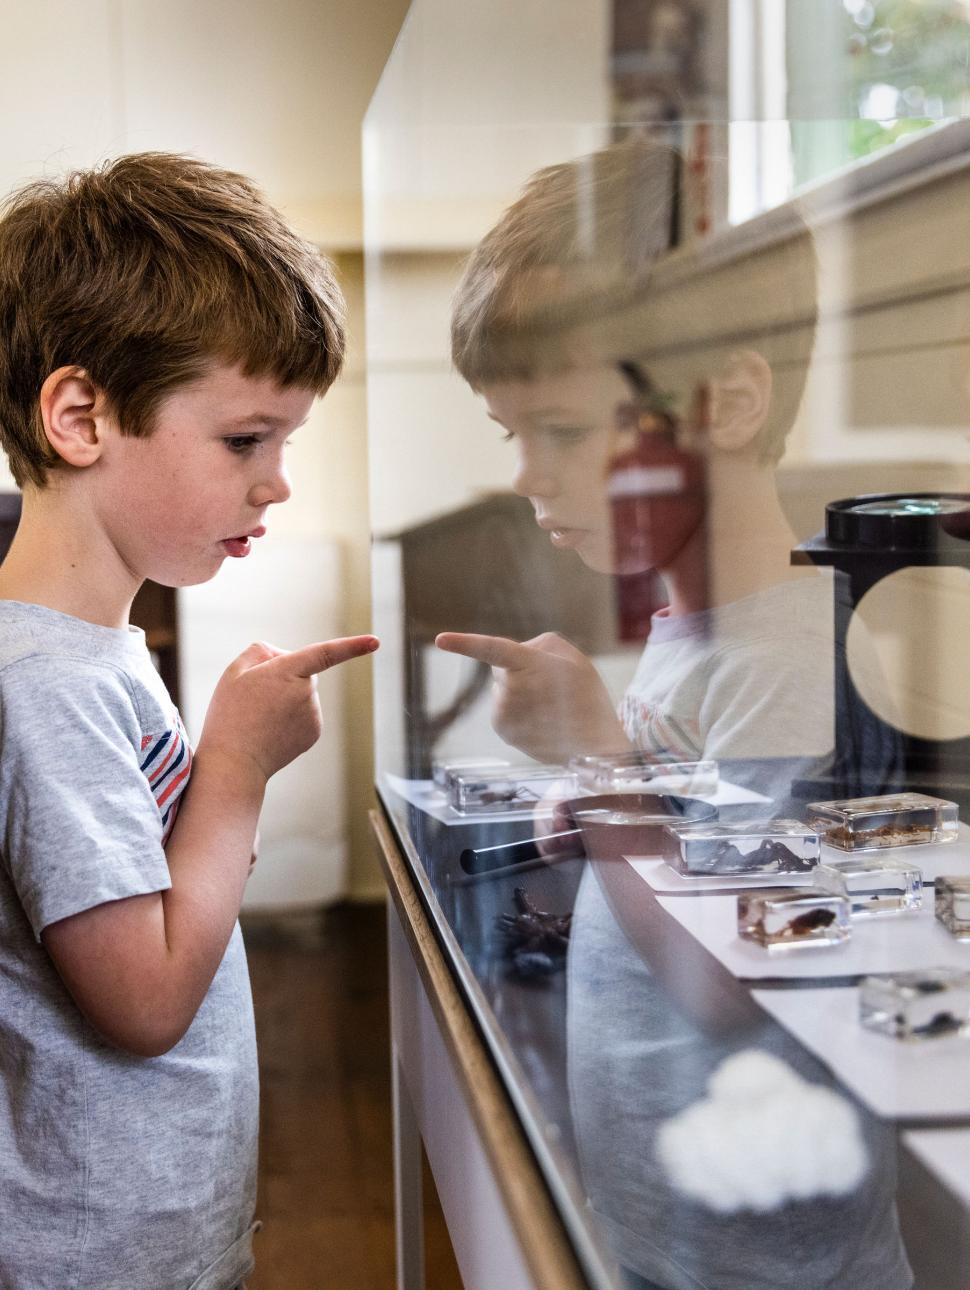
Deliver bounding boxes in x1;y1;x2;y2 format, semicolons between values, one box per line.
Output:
792;493;970;808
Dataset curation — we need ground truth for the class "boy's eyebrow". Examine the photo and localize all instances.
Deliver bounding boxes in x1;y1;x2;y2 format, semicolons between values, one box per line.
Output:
219;414;308;430
486;407;574;424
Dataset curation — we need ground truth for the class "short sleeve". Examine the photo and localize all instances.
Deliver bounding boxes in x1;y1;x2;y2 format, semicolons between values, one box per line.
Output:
0;655;173;939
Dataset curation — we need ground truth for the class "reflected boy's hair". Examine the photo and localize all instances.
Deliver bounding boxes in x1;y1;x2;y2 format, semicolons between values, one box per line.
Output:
451;137;818;464
0;152;346;488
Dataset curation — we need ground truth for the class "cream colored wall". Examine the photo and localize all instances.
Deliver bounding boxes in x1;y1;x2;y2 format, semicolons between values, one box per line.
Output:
364;0;613;536
309;253;381;898
0;0;409;246
364;0;611;252
0;0;409;900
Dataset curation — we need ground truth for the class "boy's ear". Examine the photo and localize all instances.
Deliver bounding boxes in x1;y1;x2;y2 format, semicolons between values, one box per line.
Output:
706;350;772;452
39;367;110;469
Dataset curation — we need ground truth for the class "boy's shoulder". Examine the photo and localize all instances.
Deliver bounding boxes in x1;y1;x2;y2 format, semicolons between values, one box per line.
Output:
0;600;176;740
0;599;144;668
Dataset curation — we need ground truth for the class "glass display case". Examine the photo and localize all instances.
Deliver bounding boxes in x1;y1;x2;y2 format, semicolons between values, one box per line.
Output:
366;3;970;1286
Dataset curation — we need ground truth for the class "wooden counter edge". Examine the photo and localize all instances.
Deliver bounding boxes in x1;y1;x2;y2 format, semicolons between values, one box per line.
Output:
370;808;589;1290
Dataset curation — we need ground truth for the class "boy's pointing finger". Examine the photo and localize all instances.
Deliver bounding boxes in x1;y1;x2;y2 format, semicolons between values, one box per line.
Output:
284;636;380;678
435;632;533;671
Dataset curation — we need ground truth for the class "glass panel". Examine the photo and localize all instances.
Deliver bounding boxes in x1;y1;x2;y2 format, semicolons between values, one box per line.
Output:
365;3;970;1286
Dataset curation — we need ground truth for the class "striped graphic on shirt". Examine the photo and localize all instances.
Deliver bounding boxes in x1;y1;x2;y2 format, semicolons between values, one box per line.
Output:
140;714;193;843
619;694;701;762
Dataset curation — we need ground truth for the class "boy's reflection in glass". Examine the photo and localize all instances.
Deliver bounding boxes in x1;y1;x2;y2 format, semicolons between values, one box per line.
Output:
438;147;884;787
439;140;911;1289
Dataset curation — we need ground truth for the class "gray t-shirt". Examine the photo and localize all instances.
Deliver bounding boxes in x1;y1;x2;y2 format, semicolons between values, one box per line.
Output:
620;575;836;772
0;601;258;1290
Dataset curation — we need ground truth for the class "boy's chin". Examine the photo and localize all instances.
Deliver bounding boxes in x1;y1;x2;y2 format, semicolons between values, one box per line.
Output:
563;534;616;575
578;543;651;577
143;561;224;589
579;549;622;575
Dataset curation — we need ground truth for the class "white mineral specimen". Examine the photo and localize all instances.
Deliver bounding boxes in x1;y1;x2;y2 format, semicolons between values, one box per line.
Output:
654;1049;869;1213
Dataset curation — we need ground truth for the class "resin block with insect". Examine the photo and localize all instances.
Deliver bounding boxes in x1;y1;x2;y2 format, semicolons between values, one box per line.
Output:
737;888;851;950
569;752;718;797
665;819;820;877
432;756;511;789
448;767;577;815
935;876;970;940
815;859;922;918
806;793;958;853
860;968;970;1040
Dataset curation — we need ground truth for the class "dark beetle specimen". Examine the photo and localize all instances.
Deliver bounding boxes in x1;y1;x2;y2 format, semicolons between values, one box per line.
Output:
912;1011;962;1038
495;887;572;979
788;907;837;936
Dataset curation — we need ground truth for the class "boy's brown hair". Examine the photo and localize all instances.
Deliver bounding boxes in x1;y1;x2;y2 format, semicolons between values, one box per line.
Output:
0;152;346;488
451;137;818;464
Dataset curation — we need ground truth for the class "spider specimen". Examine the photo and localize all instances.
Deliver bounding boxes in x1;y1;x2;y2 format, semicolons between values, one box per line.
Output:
463;781;540;809
495;887;572;979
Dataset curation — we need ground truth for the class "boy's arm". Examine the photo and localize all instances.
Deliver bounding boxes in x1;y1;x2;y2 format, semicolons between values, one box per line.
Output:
42;635;377;1058
42;747;263;1057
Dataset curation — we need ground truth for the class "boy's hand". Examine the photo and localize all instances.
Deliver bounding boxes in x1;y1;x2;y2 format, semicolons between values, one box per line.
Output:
199;635;379;782
435;630;631;765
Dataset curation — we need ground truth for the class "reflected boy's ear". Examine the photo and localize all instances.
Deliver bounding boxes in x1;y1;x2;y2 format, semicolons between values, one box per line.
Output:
706;350;772;453
39;367;110;469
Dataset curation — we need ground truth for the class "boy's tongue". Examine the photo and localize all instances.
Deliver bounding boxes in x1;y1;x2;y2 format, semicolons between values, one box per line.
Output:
222;525;265;558
222;536;251;558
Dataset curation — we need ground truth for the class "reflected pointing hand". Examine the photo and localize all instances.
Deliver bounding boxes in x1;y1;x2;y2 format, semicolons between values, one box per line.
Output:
435;630;629;764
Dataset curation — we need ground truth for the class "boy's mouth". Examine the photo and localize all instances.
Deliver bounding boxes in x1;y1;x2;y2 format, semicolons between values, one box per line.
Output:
221;525;266;558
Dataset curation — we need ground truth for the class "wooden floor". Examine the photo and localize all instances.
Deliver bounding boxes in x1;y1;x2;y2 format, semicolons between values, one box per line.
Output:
241;902;463;1290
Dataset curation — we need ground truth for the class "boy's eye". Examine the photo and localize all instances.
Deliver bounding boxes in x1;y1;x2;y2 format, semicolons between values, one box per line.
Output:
223;435;295;453
224;435;260;454
546;425;590;444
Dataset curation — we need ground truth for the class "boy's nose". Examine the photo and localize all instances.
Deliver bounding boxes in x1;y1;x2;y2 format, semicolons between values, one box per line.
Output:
512;452;558;500
248;466;292;508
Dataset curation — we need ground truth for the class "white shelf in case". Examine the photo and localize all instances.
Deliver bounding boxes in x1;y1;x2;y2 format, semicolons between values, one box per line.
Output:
626;823;970;1121
752;986;970;1121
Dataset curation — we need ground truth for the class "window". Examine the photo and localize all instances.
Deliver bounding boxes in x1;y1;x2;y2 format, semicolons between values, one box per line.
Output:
729;0;970;225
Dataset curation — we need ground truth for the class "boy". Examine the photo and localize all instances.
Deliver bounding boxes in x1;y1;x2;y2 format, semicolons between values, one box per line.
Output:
437;141;911;1289
0;153;377;1290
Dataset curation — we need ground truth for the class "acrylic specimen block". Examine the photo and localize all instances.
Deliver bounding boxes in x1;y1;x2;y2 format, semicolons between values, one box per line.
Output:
431;756;510;789
569;753;718;796
806;793;958;852
815;859;922;917
448;767;577;814
935;876;970;940
737;888;851;951
664;819;820;877
859;968;970;1040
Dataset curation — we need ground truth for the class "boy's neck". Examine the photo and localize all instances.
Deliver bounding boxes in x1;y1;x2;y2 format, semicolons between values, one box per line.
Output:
661;454;813;617
0;486;139;630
